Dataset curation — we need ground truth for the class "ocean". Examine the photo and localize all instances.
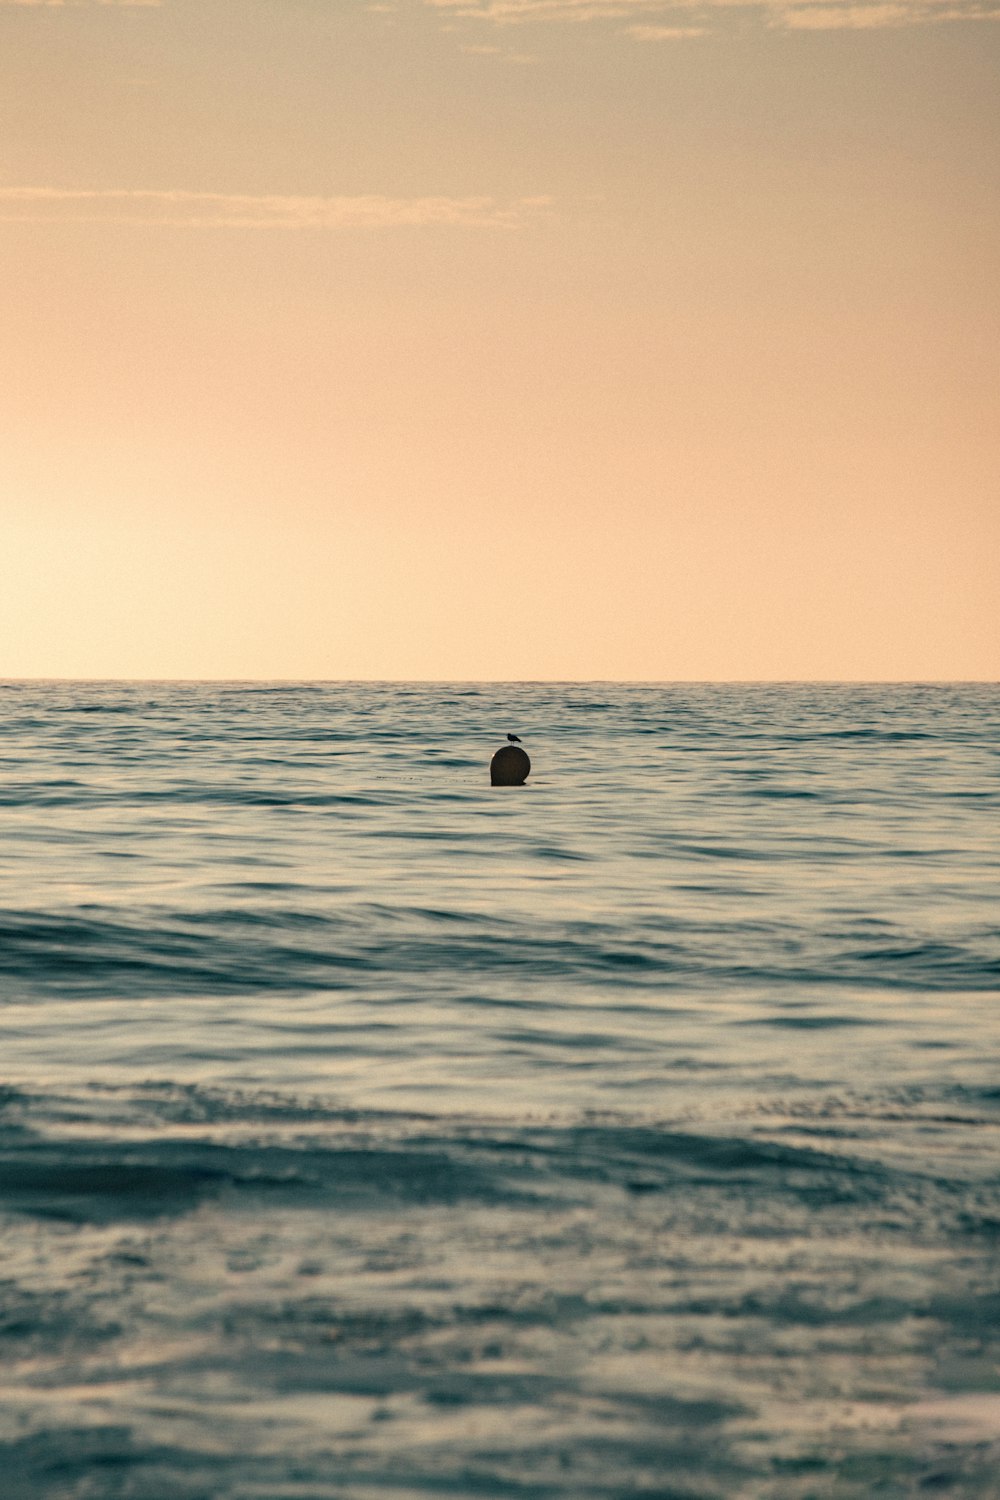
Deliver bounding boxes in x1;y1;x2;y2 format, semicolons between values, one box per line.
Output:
1;681;997;1499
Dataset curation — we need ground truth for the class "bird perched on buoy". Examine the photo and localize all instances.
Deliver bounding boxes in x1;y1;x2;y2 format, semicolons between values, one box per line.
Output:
507;733;522;743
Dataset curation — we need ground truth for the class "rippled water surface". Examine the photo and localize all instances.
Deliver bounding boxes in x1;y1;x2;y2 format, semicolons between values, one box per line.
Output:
1;681;998;1498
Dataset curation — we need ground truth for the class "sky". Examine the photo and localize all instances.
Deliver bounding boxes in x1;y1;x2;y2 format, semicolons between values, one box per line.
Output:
1;0;997;680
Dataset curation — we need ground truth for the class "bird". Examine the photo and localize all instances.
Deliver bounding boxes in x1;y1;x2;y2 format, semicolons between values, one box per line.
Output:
507;733;522;743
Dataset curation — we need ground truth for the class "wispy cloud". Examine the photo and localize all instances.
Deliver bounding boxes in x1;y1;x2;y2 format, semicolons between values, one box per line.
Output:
0;1;162;8
425;0;1000;32
776;0;999;21
0;187;553;229
777;2;912;24
625;21;707;35
430;0;655;18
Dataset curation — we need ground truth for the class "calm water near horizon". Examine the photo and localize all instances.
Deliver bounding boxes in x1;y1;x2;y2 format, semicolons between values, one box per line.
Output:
1;681;998;1498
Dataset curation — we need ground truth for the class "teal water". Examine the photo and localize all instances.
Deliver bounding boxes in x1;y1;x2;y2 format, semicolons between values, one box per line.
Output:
1;682;998;1497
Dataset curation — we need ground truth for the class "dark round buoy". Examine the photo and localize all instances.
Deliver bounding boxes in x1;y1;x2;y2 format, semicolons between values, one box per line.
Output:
490;744;530;786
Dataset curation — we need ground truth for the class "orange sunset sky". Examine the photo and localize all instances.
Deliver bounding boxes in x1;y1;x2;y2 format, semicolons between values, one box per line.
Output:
2;0;997;680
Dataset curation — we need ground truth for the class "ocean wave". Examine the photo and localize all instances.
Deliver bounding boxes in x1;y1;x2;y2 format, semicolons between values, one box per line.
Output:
1;903;996;999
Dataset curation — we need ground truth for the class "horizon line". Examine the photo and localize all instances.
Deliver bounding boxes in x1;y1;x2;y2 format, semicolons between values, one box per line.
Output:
2;677;996;687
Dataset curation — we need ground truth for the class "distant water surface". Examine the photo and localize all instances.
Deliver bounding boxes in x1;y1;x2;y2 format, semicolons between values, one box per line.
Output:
0;682;998;1498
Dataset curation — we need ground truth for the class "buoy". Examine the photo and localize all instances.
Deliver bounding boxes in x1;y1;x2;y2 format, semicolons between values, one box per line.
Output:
490;744;530;786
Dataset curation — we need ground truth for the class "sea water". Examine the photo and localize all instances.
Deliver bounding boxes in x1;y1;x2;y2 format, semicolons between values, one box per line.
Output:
0;681;997;1498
